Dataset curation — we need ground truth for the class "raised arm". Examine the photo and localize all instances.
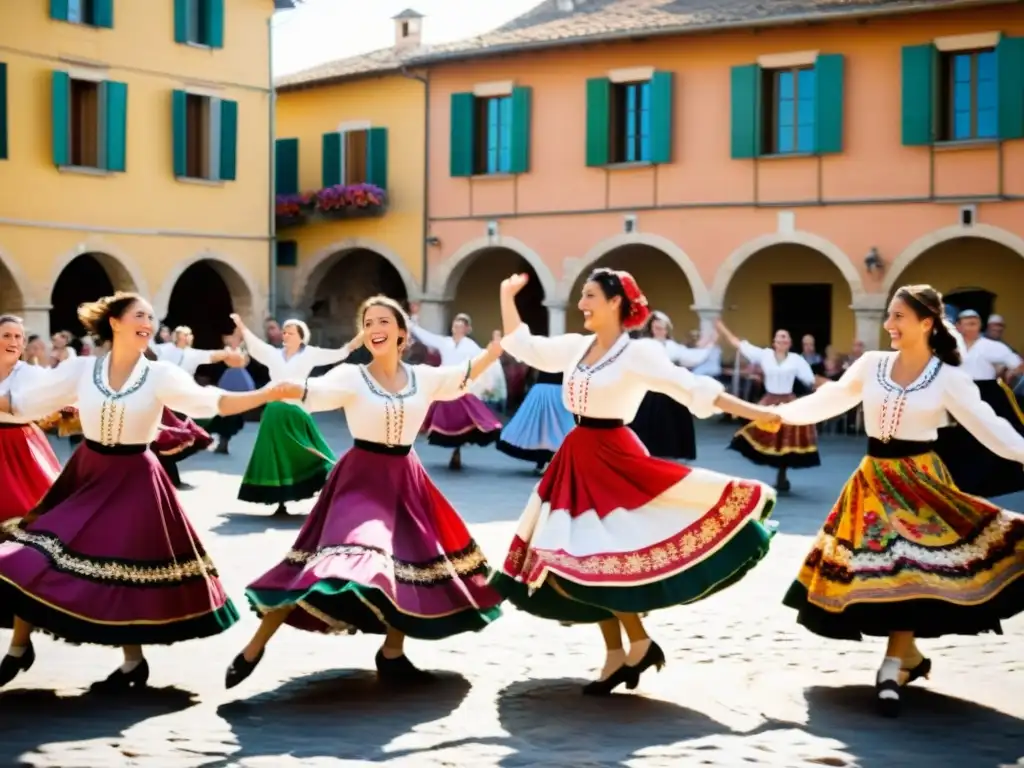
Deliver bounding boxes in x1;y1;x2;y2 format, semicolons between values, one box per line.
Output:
232;315;281;374
665;339;712;368
409;320;449;351
775;354;870;425
0;356;87;420
499;274;583;373
421;338;505;402
942;366;1024;464
154;362;286;418
303;332;362;368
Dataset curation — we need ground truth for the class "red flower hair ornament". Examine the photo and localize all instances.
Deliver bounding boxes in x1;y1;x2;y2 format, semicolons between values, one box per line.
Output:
615;270;651;331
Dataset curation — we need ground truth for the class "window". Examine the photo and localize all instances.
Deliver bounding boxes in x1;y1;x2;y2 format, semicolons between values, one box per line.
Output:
172;90;237;181
473;96;512;174
763;66;816;154
52;72;127;171
275;240;298;268
341;129;369;184
940;49;997;141
69;79;100;167
184;93;210;178
610;81;651;163
67;0;92;23
51;0;113;27
174;0;224;48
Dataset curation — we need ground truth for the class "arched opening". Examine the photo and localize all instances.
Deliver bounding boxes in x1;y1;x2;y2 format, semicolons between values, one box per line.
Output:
450;247;546;337
50;253;132;338
0;258;24;316
165;260;253;350
888;236;1024;347
567;245;696;335
304;248;409;346
720;243;855;357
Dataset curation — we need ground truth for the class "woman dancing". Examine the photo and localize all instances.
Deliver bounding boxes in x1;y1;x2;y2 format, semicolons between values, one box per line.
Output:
716;320;819;491
410;311;502;470
496;366;575;474
205;328;255;455
0;315;61;522
235;315;360;516
772;285;1024;717
0;292;293;691
225;296;504;688
493;269;780;694
630;311;715;460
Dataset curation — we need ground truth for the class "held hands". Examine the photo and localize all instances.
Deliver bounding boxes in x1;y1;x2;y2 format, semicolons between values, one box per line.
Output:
223;350;246;368
266;381;304;402
500;273;529;297
752;409;783;433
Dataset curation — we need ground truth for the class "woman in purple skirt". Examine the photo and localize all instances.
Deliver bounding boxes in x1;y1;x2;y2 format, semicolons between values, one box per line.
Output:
225;295;505;689
0;292;292;692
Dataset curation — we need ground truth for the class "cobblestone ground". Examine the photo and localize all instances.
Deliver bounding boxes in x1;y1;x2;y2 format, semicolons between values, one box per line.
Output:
2;416;1023;768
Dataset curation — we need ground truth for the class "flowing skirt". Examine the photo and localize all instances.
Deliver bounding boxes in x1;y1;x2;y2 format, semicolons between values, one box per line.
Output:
935;379;1024;498
0;423;61;522
238;401;335;505
491;422;777;622
421;393;502;448
497;383;576;465
783;440;1024;640
629;392;697;460
0;441;238;644
246;441;503;639
153;408;213;463
729;393;820;469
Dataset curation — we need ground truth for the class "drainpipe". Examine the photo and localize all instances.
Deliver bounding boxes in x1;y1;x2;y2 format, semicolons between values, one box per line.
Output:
267;15;278;322
400;65;429;296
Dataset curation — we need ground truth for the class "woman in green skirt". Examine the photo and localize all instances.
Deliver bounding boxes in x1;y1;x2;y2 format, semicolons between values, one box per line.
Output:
233;314;361;516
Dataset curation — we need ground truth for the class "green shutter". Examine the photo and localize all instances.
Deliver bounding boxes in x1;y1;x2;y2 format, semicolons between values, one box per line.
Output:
52;71;70;167
218;98;237;180
449;92;475;177
997;35;1024;141
92;0;114;27
649;71;673;164
366;127;388;189
205;0;225;48
321;132;342;186
814;54;844;154
172;89;188;176
585;77;610;167
509;86;531;173
730;64;762;159
275;240;298;267
174;0;188;43
901;44;936;146
101;80;128;172
49;0;69;21
275;137;299;194
0;63;7;160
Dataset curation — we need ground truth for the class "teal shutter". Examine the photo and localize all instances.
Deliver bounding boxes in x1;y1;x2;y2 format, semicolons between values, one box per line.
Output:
92;0;114;27
49;0;69;21
0;63;7;160
585;77;610;166
52;71;71;166
275;240;298;267
218;98;237;180
366;127;388;189
814;54;844;154
449;92;475;177
173;0;188;43
901;44;936;146
730;64;762;158
509;86;531;173
997;36;1024;141
101;80;128;172
172;89;188;176
321;132;342;186
275;137;299;194
649;71;673;164
205;0;225;47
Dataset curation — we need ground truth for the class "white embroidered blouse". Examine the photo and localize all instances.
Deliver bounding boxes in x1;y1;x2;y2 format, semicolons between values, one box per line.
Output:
500;324;724;422
7;354;223;445
737;341;816;395
241;328;349;407
152;342;216;376
775;351;1024;464
962;337;1022;381
301;362;473;446
0;362;48;425
660;339;713;369
409;324;482;365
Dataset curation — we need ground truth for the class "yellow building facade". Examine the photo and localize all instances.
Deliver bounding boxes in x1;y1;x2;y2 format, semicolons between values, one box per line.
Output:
272;12;427;346
0;0;284;348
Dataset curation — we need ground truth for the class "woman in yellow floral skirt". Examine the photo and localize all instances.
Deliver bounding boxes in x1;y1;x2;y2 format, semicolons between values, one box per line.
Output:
773;285;1024;717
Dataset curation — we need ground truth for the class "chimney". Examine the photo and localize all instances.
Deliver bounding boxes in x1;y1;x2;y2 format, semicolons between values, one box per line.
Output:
392;8;424;49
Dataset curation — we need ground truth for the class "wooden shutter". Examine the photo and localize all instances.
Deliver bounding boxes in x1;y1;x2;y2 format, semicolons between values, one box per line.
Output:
449;92;475;177
814;54;844;154
649;71;673;164
49;0;69;20
901;44;936;146
172;89;188;176
101;80;128;171
275;240;299;267
321;132;342;186
93;0;114;27
52;71;71;166
366;127;388;189
997;36;1024;141
275;137;299;194
509;86;531;174
218;98;237;180
173;0;189;43
730;64;762;159
205;0;225;48
585;77;610;166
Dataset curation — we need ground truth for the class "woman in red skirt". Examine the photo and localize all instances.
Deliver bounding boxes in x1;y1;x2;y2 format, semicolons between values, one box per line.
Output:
493;269;781;695
225;296;505;689
0;315;61;522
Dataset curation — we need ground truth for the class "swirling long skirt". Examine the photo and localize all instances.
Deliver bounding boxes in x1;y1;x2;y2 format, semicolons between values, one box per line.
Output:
496;383;576;465
421;394;502;449
0;423;61;522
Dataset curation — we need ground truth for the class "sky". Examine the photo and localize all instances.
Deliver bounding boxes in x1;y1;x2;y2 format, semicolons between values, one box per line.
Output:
272;0;542;76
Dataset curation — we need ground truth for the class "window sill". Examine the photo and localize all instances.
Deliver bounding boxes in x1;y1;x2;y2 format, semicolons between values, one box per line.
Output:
175;176;226;187
470;172;515;181
57;165;112;176
602;161;653;170
933;138;998;152
182;42;217;51
757;152;815;160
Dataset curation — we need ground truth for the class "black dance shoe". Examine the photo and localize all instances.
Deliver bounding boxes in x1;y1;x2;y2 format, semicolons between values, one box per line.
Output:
374;650;434;684
624;640;666;690
0;643;35;687
225;649;264;689
875;677;901;718
581;663;633;696
902;656;932;685
90;658;150;694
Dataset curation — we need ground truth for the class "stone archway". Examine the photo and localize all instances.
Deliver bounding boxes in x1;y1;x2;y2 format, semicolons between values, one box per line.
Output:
564;243;701;335
448;246;548;338
163;259;256;350
0;251;27;316
435;236;557;302
50;252;140;338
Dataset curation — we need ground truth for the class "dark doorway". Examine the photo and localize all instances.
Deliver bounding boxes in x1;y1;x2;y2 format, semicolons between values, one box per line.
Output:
945;287;996;326
50;254;115;338
771;283;832;352
164;261;236;351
